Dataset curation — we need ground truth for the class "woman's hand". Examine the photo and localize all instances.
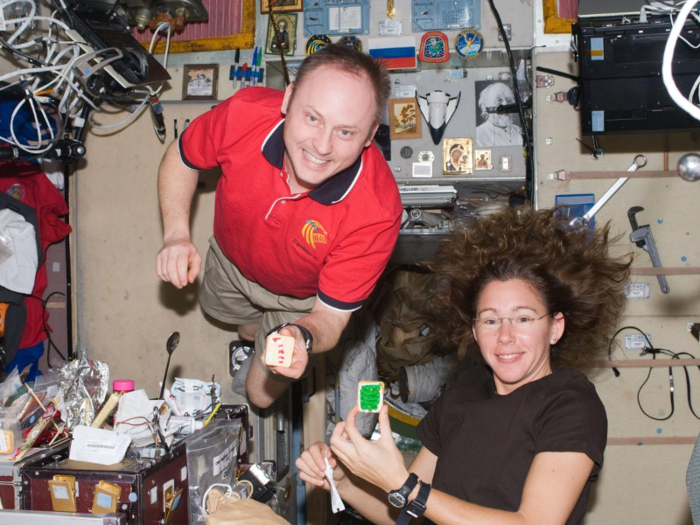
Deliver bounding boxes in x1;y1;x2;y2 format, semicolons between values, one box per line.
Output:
295;440;346;491
330;405;409;493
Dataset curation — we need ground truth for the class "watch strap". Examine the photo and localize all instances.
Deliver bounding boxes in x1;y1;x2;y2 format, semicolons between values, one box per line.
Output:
388;472;419;509
266;323;313;353
395;481;431;525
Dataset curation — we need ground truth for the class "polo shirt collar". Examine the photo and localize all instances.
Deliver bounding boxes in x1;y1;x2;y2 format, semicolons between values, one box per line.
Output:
261;119;363;205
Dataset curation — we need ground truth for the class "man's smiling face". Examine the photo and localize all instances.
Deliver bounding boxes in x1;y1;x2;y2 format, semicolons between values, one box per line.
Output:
281;66;378;192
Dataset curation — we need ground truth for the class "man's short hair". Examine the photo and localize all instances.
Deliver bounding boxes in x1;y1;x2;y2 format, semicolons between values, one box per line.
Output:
291;44;391;124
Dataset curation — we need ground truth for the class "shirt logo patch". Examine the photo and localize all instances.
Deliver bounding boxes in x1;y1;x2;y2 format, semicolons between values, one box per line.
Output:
7;184;25;202
301;219;328;249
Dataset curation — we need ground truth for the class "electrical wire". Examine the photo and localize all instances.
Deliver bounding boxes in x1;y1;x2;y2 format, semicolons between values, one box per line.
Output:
608;324;700;421
662;0;700;121
89;21;172;131
0;1;175;151
484;0;535;195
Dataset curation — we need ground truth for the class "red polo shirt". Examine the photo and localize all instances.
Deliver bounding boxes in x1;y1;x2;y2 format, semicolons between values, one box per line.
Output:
179;87;401;311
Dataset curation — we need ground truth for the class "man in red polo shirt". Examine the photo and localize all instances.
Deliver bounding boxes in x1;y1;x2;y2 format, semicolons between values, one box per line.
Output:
156;45;402;408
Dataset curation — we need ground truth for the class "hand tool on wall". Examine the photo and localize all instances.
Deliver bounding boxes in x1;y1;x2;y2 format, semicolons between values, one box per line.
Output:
568;154;647;229
628;206;670;294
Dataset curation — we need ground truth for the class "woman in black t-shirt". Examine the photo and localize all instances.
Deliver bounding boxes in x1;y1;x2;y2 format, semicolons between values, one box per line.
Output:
296;207;631;525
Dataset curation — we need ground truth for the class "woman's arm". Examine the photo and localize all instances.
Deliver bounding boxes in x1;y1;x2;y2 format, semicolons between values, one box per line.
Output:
332;406;595;525
416;451;594;525
296;411;439;525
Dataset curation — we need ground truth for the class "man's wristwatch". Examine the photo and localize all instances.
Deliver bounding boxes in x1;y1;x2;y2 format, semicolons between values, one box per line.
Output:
396;481;431;525
267;323;313;353
387;473;419;509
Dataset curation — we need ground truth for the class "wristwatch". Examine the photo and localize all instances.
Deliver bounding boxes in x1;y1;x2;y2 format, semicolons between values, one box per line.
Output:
396;481;431;525
387;473;419;509
267;323;313;353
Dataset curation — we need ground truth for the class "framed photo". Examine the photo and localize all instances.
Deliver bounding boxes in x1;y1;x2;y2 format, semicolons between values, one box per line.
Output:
474;80;523;149
261;0;303;14
474;149;492;170
182;64;218;100
443;137;473;175
389;98;422;140
265;14;298;56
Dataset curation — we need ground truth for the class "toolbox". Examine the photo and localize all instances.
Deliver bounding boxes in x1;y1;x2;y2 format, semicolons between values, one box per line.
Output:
0;442;70;510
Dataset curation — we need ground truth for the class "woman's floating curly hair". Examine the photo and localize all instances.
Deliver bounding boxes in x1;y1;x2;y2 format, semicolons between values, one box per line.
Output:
434;207;632;370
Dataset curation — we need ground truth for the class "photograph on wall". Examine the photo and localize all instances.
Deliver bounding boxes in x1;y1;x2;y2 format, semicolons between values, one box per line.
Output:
474;80;523;148
442;137;473;175
265;14;297;56
261;0;303;14
389;98;422;140
182;64;218;100
474;149;492;170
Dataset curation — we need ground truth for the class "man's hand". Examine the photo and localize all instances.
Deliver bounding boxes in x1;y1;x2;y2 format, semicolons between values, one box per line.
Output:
265;325;309;380
156;237;202;288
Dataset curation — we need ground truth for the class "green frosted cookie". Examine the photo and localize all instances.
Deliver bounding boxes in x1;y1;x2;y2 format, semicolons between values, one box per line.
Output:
357;381;384;413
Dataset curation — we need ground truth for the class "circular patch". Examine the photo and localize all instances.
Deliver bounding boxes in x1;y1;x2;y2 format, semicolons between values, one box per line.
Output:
455;29;483;59
7;184;25;202
338;35;362;52
400;146;414;159
418;151;435;163
305;35;332;56
419;32;449;63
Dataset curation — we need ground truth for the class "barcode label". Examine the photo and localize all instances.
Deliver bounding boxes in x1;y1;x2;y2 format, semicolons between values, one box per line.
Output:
85;440;117;453
624;334;652;350
624;283;650;299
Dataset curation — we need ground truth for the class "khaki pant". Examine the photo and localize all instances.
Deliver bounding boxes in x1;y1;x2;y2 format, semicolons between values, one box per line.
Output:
199;236;315;359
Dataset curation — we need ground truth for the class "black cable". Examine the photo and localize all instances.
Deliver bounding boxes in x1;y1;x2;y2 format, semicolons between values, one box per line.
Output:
485;0;534;195
25;292;68;368
636;350;674;421
607;325;653;377
0;36;49;68
610;326;700;421
42;291;68;367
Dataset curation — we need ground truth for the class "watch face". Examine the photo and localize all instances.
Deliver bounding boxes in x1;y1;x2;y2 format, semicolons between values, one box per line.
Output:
388;492;407;508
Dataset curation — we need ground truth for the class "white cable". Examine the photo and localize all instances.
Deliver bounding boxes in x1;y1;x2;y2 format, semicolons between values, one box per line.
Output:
688;72;700;103
82;20;172;124
669;12;700;48
7;96;56;154
661;0;700;120
89;97;148;130
5;15;72;32
201;484;234;518
0;65;66;83
3;0;36;45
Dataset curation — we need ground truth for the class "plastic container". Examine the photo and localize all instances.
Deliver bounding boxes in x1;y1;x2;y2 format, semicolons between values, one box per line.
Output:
112;379;135;394
0;408;21;455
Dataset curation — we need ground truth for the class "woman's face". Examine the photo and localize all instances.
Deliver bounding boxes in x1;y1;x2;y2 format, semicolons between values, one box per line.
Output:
472;279;564;395
451;148;462;163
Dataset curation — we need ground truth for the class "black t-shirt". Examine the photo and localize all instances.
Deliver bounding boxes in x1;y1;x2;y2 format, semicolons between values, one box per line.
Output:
416;365;607;525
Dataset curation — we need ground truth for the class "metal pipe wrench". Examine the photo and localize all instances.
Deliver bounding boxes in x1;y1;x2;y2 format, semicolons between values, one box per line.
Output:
628;206;670;294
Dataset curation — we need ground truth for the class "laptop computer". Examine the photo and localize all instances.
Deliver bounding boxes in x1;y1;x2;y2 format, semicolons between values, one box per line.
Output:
54;0;171;89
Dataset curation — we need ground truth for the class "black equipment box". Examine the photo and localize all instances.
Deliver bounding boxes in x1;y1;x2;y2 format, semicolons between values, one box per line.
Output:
574;15;700;134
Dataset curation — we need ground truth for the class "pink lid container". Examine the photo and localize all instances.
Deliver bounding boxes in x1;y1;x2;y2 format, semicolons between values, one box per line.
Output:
113;379;135;393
